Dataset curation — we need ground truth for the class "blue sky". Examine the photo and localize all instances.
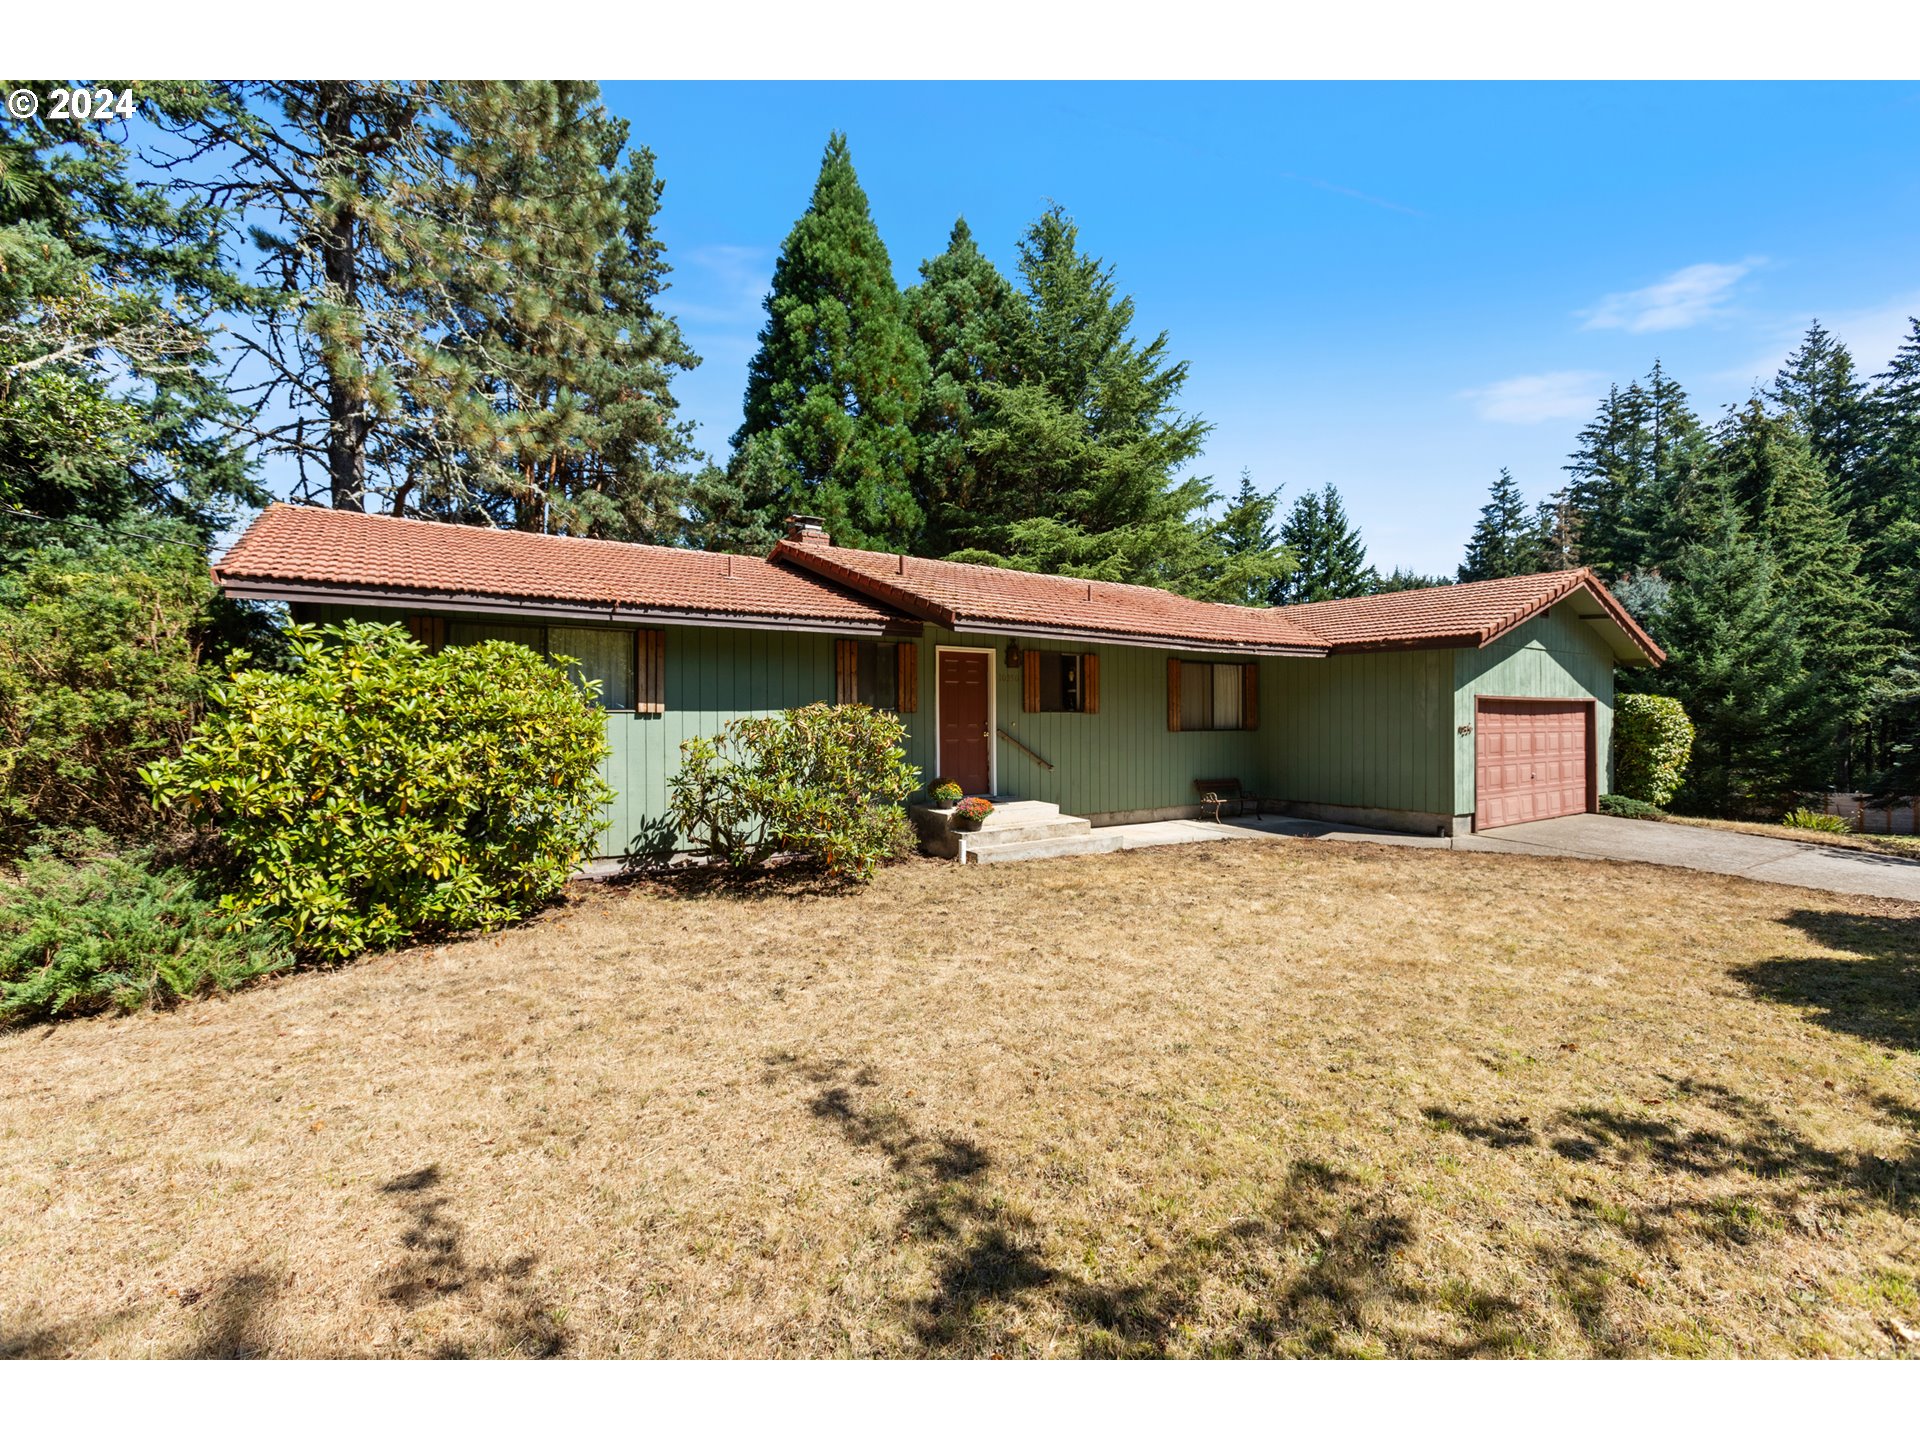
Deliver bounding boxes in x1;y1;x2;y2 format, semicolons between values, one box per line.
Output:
606;81;1920;575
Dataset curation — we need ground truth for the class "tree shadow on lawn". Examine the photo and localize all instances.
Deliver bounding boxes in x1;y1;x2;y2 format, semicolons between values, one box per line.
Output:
767;1056;1526;1357
1734;909;1920;1054
375;1163;566;1358
606;857;869;904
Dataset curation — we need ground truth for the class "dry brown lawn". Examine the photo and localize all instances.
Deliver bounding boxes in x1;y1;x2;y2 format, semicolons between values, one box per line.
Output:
3;839;1918;1359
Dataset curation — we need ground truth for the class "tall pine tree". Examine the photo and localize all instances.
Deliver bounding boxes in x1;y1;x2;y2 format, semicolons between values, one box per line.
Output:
1768;319;1867;499
730;133;927;551
1272;484;1375;603
1199;469;1291;606
953;204;1220;594
1458;468;1542;581
1712;399;1888;785
392;81;700;539
903;217;1023;556
1561;362;1706;577
1649;486;1816;813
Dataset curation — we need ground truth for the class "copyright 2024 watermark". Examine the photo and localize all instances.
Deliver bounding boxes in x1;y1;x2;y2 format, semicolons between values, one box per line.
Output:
8;86;139;122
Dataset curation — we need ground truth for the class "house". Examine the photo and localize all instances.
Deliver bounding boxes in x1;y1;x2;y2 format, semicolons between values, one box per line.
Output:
213;505;1664;856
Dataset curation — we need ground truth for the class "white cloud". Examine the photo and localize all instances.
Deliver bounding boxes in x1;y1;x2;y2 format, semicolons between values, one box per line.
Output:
1712;290;1920;389
1460;370;1607;424
1580;259;1762;334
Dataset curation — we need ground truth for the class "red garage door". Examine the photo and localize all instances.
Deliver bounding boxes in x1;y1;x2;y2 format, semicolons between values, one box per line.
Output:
1475;699;1591;830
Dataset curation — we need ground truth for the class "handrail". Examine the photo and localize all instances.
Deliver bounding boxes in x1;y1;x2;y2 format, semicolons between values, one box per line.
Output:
997;727;1054;771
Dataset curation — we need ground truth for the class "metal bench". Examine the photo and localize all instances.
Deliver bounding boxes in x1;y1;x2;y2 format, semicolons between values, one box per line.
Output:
1194;778;1267;822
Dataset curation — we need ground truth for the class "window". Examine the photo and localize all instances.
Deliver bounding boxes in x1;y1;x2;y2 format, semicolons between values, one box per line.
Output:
1168;659;1257;732
443;621;663;715
1022;650;1099;713
836;639;917;712
550;626;635;711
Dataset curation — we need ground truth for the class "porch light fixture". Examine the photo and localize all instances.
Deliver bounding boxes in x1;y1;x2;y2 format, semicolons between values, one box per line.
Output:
1005;640;1024;668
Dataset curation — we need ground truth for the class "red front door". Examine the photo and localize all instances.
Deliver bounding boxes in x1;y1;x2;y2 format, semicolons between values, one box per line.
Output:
938;650;992;795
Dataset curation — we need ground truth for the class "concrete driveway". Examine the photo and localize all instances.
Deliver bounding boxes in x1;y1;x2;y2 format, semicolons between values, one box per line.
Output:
1458;813;1920;903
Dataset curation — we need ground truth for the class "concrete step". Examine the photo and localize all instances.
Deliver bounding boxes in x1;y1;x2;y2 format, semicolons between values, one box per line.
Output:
973;799;1059;829
963;817;1095;850
966;830;1130;864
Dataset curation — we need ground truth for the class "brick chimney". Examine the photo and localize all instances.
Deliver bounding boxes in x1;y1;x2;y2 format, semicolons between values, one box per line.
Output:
784;514;832;547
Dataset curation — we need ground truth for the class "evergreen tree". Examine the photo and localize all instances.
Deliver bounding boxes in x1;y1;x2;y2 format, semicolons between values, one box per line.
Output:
1859;317;1920;656
1650;490;1815;813
1458;468;1542;580
154;81;449;511
947;204;1220;594
1768;319;1867;497
1272;484;1375;603
1372;567;1451;593
1561;362;1707;576
904;217;1023;555
1;80;256;536
393;81;700;539
1712;399;1889;784
1200;469;1291;606
730;132;927;551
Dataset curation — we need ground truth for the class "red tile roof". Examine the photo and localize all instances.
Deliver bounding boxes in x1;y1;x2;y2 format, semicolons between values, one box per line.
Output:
1271;568;1665;662
214;504;905;631
771;539;1332;655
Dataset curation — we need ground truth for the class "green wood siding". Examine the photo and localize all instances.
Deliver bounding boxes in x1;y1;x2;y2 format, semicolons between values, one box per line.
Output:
292;596;1616;848
1451;598;1617;816
908;627;1267;819
1261;649;1452;817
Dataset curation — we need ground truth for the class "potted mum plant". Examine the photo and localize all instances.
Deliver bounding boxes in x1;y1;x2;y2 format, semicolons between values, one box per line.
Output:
930;777;964;808
951;796;995;831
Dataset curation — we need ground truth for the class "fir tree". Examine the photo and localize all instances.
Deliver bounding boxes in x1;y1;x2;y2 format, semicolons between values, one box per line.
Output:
731;132;927;551
1651;491;1816;813
1;80;256;535
1712;399;1889;784
904;217;1024;555
951;204;1220;595
1272;484;1375;603
1561;362;1706;576
1372;567;1451;593
1768;319;1867;497
1458;468;1542;581
1201;469;1291;606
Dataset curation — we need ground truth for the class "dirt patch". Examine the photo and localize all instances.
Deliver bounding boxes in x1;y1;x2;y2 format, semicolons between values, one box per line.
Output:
2;840;1917;1356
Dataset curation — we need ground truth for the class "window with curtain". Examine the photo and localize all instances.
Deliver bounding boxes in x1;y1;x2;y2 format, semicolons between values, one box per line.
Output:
1177;661;1253;731
549;626;635;711
854;640;899;710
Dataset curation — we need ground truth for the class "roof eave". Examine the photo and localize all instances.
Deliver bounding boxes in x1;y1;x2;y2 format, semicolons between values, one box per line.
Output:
213;576;911;637
948;618;1326;657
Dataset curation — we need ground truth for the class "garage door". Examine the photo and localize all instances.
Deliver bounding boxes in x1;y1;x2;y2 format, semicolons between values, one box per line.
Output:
1475;699;1590;830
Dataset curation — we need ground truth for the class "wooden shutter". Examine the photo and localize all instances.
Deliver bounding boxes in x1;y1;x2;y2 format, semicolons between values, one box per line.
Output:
1241;662;1259;731
895;643;918;713
1081;654;1099;714
1167;657;1182;732
635;628;665;716
404;614;446;653
835;639;858;705
1022;649;1041;712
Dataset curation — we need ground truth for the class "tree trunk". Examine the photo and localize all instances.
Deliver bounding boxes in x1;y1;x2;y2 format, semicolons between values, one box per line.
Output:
317;82;368;512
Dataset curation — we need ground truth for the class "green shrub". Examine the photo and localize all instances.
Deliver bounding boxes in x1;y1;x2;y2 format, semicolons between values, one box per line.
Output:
146;622;612;959
668;703;919;881
1781;806;1852;834
1614;693;1694;807
1;850;289;1025
0;535;270;856
1599;793;1666;820
930;778;964;808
